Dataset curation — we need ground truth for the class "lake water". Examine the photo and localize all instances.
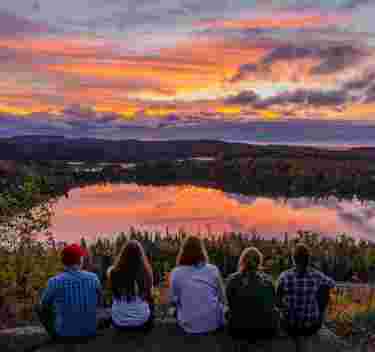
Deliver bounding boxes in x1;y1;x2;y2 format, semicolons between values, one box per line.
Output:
50;183;375;242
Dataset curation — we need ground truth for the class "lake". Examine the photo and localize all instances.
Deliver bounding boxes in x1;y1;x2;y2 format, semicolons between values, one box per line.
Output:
49;183;375;242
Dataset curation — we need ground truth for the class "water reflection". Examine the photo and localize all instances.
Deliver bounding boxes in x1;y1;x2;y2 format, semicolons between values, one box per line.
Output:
50;183;375;241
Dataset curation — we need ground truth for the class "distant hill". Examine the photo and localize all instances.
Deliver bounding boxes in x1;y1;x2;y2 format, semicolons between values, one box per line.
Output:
1;135;375;162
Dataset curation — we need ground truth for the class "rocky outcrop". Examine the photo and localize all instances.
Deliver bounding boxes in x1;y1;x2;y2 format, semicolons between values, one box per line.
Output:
0;326;48;352
0;322;351;352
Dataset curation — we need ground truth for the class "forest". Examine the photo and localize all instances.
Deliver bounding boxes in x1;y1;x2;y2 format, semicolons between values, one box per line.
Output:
2;152;375;336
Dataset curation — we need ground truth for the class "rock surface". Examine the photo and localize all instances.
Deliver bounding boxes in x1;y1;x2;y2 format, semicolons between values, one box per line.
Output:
1;322;352;352
0;326;48;352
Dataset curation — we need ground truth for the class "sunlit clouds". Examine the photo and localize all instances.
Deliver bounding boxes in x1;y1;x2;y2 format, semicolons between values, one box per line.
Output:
1;0;375;136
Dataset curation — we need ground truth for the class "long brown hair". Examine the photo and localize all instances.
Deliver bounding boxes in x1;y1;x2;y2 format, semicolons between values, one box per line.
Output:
109;240;153;302
176;236;209;266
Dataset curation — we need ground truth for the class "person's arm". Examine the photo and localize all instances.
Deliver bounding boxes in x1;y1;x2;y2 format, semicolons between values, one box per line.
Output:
321;272;336;289
40;279;56;308
275;275;286;309
216;270;228;306
169;269;179;305
144;267;154;304
94;274;104;307
225;275;236;311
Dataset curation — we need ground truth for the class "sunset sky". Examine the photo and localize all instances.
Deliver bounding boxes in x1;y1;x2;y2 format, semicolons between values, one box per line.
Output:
2;0;375;139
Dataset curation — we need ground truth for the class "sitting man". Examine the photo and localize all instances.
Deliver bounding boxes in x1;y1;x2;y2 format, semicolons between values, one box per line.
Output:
277;243;335;352
37;244;102;341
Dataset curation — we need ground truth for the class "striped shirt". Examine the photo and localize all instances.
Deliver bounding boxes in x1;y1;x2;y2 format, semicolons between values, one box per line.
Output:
41;268;102;337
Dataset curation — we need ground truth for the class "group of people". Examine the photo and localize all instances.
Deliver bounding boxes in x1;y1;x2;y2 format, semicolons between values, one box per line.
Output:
38;236;335;351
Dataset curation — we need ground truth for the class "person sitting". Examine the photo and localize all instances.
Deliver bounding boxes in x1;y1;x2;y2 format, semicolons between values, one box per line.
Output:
226;247;279;342
107;240;154;332
277;243;335;352
38;244;102;341
169;236;226;334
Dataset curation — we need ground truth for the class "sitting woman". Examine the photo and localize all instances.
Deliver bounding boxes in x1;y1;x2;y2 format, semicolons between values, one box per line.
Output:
107;240;154;332
226;247;279;342
169;236;226;334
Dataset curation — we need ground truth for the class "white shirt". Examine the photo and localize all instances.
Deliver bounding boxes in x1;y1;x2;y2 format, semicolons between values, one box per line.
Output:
111;296;150;327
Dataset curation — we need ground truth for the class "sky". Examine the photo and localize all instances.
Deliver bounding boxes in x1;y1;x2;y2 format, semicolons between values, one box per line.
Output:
50;184;375;241
2;0;375;139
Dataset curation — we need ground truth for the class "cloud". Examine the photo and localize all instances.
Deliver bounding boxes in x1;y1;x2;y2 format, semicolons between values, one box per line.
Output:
343;0;372;9
254;89;348;108
364;84;375;103
343;69;375;90
196;13;346;31
230;64;258;83
311;45;365;75
0;10;52;36
230;43;368;83
225;90;259;105
262;45;314;64
340;68;375;103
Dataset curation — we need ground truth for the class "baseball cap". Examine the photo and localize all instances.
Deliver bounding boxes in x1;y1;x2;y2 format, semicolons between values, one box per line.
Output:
61;244;88;266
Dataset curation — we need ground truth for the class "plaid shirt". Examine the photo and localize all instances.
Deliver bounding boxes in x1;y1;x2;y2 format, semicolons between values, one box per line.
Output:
277;267;335;325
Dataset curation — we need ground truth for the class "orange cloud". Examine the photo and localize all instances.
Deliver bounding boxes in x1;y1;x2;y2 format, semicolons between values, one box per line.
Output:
195;14;348;30
215;105;242;114
45;37;270;102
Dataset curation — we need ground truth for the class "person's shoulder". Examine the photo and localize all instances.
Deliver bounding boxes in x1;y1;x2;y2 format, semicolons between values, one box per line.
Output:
47;273;61;284
258;271;273;284
226;271;242;283
206;263;219;272
204;263;221;277
228;271;241;280
278;268;295;280
311;269;335;284
310;268;326;278
170;266;184;277
80;270;100;281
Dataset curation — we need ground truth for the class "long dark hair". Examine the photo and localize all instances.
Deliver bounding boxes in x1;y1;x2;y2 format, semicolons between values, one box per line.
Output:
109;240;153;302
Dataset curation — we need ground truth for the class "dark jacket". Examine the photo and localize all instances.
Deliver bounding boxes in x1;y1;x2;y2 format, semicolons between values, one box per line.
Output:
226;271;278;338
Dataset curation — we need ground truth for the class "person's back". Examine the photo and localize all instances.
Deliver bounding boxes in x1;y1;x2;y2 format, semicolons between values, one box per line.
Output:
227;271;277;334
170;236;225;334
39;244;101;339
171;263;225;334
107;240;154;332
42;269;100;337
226;247;278;341
277;244;335;352
277;267;334;329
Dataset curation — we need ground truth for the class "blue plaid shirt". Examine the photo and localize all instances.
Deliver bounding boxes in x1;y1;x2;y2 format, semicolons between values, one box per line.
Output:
41;268;102;337
277;267;335;325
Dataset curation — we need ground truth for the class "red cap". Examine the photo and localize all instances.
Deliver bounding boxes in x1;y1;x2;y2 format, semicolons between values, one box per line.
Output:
61;244;88;266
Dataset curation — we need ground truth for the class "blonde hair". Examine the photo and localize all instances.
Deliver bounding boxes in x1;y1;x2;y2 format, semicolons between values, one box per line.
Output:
238;247;263;272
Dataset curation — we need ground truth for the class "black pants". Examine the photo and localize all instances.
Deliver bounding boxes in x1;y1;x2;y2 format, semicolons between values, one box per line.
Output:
281;319;322;338
227;325;277;343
